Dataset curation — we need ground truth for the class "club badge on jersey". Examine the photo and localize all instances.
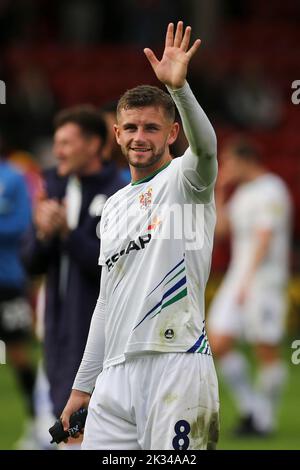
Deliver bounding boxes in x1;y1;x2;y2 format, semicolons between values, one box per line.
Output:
139;187;153;210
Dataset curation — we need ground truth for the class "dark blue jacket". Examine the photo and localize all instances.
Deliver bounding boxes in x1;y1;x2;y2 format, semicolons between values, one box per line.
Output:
23;163;124;417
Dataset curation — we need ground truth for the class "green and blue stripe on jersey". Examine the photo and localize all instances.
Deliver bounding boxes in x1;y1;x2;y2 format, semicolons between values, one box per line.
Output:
133;258;187;330
187;320;211;355
133;259;211;356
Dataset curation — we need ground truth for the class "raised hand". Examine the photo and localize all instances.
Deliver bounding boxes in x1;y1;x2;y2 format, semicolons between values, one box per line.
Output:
144;21;201;90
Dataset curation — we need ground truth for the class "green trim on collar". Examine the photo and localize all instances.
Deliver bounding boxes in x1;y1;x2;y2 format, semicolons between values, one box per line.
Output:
131;161;171;186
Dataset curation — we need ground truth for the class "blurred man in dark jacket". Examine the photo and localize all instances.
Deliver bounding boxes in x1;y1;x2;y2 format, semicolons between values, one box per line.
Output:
23;105;124;418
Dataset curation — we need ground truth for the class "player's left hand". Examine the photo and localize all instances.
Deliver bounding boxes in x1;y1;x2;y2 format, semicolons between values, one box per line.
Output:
144;21;201;89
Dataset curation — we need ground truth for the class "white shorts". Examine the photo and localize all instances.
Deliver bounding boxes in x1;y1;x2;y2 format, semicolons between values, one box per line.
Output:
208;281;287;344
81;353;219;450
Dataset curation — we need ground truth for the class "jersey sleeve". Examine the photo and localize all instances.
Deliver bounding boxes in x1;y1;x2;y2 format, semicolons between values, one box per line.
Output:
167;81;218;202
72;269;107;393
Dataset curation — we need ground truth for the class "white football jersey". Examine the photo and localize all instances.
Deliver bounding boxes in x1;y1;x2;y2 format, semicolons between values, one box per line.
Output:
226;173;292;288
98;155;216;369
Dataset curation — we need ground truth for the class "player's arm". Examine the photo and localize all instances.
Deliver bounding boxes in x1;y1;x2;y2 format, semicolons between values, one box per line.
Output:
60;268;107;431
249;228;273;272
237;228;273;305
144;21;217;193
237;192;288;305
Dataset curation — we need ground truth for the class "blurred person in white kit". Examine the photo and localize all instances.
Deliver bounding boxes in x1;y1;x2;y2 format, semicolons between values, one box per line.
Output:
208;137;292;436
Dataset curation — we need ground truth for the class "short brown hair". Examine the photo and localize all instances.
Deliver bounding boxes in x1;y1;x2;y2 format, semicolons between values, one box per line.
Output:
224;136;262;163
54;105;108;147
117;85;175;122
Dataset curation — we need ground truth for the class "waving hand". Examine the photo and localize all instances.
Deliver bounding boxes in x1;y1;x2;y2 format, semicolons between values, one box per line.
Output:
144;21;201;90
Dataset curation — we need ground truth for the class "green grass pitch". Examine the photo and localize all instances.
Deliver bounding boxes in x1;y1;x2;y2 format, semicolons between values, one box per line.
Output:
0;342;299;450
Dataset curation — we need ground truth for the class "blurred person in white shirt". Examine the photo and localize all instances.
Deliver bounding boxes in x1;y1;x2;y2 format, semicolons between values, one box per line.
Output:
208;137;292;436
